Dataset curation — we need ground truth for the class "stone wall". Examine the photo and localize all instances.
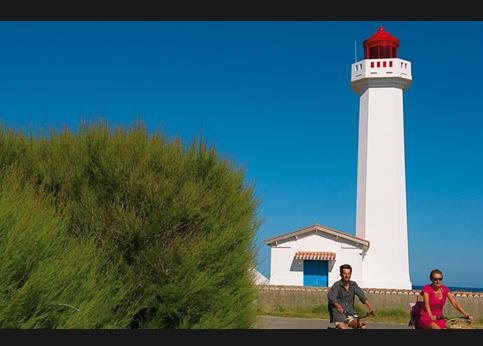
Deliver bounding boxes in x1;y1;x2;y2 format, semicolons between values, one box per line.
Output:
257;285;483;320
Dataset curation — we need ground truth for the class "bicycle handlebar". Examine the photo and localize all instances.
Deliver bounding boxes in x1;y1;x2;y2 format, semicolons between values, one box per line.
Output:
359;311;376;319
345;311;376;319
436;315;470;321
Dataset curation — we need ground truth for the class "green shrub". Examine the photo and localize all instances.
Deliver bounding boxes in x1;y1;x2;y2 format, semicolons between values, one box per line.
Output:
0;172;136;328
0;120;260;328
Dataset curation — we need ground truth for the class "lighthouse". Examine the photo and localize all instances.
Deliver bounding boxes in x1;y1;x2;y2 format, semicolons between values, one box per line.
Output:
351;27;412;289
263;27;414;289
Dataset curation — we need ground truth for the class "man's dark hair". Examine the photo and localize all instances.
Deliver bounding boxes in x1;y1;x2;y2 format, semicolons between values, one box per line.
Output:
430;269;443;280
340;264;352;274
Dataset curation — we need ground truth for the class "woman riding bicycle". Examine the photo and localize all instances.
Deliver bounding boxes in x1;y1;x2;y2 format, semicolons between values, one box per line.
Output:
418;269;474;329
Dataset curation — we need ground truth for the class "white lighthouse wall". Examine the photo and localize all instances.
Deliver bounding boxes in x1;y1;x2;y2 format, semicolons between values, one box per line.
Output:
268;233;364;287
355;86;411;289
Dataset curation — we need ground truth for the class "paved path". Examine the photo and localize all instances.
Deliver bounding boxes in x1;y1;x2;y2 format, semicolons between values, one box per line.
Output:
256;315;411;329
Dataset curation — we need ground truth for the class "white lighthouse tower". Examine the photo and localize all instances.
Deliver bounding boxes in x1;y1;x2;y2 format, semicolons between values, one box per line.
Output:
351;27;412;289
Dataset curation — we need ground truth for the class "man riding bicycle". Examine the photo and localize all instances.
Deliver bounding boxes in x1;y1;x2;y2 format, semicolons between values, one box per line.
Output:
327;264;376;329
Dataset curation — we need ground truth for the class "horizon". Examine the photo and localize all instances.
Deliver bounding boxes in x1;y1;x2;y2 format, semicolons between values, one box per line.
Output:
1;21;482;288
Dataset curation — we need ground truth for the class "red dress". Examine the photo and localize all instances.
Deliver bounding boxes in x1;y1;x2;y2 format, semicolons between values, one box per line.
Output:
418;284;450;329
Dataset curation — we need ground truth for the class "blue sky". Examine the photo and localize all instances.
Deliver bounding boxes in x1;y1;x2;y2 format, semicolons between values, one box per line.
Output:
1;21;482;288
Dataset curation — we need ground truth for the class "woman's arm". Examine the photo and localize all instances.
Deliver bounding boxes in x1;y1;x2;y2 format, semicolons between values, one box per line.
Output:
423;292;436;320
447;292;474;320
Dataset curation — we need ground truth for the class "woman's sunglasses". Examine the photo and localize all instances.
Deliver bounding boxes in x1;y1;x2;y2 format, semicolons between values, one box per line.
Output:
432;277;443;281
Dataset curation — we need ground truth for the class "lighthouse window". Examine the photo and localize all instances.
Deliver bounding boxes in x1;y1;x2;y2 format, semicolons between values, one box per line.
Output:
369;46;378;59
380;46;392;58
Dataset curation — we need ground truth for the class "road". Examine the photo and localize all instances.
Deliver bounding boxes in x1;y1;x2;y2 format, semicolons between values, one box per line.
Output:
256;315;411;329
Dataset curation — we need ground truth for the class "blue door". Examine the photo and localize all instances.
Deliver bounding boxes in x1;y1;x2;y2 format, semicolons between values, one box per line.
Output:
303;260;328;287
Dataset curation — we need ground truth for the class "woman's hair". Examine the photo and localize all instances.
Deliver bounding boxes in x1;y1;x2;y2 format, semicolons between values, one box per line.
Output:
429;269;443;280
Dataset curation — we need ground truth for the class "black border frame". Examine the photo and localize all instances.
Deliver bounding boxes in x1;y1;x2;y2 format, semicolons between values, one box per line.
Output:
0;1;482;344
0;1;483;20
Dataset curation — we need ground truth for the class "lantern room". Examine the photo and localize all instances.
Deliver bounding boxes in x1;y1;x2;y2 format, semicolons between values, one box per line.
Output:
363;27;400;59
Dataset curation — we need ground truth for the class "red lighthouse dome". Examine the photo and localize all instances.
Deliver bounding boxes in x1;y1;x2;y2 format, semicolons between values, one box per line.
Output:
363;27;400;59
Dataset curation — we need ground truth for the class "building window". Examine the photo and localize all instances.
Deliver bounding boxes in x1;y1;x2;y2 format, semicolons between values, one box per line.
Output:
383;61;387;67
389;61;393;67
377;62;380;68
371;62;374;68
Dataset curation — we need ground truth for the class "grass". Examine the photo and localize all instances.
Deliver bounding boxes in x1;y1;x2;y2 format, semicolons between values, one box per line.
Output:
257;306;408;324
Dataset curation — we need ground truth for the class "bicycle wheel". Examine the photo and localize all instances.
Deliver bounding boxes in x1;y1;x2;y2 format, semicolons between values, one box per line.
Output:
446;318;472;329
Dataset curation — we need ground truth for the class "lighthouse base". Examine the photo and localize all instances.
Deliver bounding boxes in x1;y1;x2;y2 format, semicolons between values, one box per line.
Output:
359;280;412;290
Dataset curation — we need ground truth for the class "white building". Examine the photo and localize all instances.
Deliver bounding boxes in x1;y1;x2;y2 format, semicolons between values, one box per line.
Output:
265;224;369;286
250;267;270;285
265;27;413;290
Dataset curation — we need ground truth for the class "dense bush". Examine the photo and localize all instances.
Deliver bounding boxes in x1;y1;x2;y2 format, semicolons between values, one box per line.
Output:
0;121;260;328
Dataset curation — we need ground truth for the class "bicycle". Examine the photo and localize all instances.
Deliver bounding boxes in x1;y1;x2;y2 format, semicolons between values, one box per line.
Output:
327;310;376;329
436;315;473;329
409;314;473;329
349;310;376;329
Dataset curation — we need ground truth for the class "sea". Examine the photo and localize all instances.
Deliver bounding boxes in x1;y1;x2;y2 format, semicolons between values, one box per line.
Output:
412;285;483;293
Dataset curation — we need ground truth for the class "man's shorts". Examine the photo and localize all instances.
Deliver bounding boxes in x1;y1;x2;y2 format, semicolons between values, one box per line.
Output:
330;314;355;328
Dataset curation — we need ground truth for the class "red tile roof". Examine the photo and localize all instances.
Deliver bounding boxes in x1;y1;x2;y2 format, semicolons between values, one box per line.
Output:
294;251;336;260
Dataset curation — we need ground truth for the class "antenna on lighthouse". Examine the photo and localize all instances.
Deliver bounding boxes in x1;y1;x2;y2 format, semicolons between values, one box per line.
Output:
354;40;357;63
